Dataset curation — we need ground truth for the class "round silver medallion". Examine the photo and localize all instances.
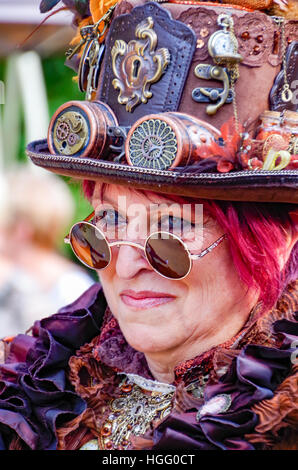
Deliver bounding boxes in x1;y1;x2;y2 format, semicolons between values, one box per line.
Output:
196;394;232;421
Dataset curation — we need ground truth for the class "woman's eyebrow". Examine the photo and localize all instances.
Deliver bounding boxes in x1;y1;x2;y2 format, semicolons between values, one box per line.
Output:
96;199;129;220
98;198;200;223
148;204;197;221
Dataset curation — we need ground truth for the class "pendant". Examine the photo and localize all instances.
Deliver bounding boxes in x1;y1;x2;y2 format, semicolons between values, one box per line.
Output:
98;376;174;450
281;84;293;103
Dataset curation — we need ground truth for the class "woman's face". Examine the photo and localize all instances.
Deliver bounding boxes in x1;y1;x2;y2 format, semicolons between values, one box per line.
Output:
92;183;257;359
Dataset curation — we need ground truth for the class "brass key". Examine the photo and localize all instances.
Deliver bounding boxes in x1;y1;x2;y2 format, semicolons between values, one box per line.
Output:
66;37;87;60
65;25;95;60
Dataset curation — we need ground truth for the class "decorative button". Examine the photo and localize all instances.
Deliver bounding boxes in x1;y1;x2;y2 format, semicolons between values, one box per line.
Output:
105;441;113;450
241;31;250;40
196;39;204;49
196;394;232;421
200;27;209;38
101;423;112;437
256;35;263;43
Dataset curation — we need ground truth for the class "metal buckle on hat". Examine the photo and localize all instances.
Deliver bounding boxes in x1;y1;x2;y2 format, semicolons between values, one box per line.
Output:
107;126;130;163
193;64;234;115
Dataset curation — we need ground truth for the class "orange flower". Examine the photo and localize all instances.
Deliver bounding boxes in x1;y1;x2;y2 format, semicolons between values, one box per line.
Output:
194;118;244;173
90;0;118;23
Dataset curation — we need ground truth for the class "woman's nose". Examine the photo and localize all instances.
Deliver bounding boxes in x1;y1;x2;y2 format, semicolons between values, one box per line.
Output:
114;244;152;279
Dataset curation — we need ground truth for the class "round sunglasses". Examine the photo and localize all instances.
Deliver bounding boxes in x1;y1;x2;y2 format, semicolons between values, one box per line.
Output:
64;211;226;280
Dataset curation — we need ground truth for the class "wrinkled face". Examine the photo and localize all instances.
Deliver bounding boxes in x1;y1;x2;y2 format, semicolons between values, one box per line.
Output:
91;183;255;356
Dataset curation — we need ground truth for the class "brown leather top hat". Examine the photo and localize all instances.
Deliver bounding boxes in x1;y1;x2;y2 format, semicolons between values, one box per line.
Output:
26;0;298;202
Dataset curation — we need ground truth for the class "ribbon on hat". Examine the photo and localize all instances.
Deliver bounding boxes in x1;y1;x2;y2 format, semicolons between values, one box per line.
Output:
262;149;292;171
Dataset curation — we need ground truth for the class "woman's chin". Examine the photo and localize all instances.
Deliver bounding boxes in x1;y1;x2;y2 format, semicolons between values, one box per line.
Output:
118;321;176;354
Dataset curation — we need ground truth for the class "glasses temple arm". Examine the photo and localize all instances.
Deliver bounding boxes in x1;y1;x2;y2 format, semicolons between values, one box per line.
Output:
190;234;227;260
64;210;95;244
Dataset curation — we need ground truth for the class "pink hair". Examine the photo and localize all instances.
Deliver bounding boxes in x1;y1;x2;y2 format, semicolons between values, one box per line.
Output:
82;180;297;312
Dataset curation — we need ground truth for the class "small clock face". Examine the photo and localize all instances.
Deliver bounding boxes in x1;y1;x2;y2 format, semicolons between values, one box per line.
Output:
209;31;235;57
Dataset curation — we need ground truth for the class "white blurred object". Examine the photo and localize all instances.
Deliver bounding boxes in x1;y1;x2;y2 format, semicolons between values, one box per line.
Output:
0;267;94;337
17;51;49;143
0;166;94;337
1;51;49;171
0;174;8;220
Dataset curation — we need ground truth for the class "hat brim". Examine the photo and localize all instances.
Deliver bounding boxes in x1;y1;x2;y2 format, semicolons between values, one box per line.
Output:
26;139;298;204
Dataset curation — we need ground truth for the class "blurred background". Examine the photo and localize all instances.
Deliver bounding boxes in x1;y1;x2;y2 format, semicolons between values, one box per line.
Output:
0;0;96;337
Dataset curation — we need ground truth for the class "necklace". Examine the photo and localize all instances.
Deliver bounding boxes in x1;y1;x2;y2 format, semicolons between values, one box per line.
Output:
98;375;175;450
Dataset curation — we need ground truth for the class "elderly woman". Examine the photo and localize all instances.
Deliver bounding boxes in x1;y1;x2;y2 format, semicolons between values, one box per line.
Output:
0;0;297;452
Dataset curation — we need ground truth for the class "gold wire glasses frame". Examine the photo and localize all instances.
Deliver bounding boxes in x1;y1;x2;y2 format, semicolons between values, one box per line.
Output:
64;211;227;280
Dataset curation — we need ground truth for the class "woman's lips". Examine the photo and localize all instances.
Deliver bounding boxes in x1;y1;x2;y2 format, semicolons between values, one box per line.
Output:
120;290;176;309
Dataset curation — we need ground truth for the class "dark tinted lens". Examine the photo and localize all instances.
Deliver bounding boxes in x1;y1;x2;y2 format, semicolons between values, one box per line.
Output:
70;223;110;270
145;233;190;279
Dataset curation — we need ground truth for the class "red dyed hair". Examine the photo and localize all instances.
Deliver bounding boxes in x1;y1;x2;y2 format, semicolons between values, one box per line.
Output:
82;180;297;312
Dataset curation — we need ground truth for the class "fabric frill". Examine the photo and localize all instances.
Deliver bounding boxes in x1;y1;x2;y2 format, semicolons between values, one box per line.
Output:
0;283;105;450
149;315;298;450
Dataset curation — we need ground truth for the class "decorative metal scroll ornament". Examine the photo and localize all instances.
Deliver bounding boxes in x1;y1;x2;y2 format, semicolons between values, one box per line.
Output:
111;17;171;112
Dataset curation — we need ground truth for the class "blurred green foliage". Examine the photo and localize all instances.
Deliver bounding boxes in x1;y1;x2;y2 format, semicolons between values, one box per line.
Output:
41;56;93;222
0;55;97;279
